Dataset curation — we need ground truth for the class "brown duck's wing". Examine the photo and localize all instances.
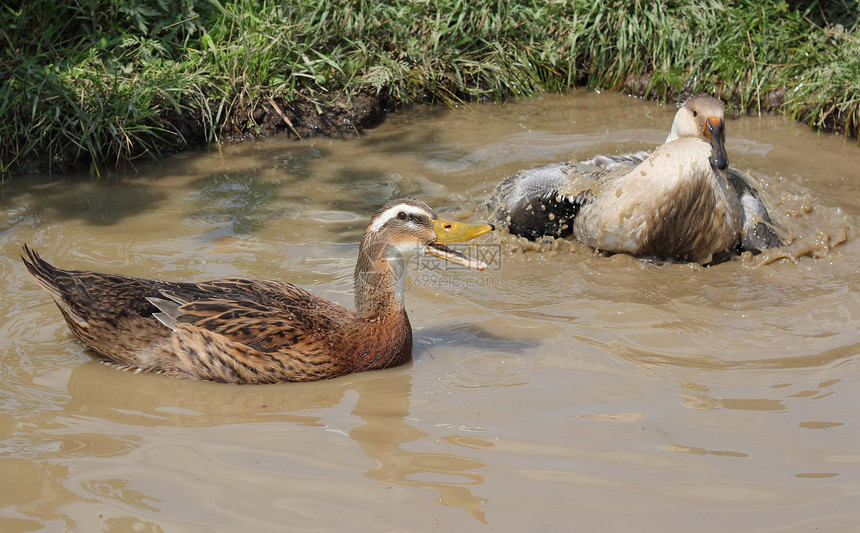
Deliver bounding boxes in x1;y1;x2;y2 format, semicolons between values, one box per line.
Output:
165;295;349;351
171;278;349;315
158;278;355;337
150;294;355;383
23;254;271;331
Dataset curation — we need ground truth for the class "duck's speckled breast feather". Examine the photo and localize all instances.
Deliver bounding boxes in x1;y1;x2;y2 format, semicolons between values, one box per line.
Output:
574;138;742;262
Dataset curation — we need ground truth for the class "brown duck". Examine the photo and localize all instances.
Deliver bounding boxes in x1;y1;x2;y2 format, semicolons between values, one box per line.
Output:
23;198;493;384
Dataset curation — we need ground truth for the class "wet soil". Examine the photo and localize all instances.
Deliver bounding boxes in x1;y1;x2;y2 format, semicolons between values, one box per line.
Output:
10;80;857;179
11;90;389;177
222;84;856;147
221;89;389;143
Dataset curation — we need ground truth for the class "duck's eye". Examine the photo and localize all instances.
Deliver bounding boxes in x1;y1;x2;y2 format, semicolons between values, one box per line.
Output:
692;111;698;118
397;211;408;221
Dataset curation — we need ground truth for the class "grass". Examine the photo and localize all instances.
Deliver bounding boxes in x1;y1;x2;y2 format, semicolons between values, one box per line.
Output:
1;0;858;178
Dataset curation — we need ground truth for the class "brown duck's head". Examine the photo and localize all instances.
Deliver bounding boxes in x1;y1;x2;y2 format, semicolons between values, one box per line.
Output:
666;94;729;171
365;198;494;270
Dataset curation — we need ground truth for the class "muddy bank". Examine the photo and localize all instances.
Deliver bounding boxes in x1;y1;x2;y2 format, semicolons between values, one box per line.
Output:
11;85;856;178
221;90;389;143
622;75;855;136
13;90;389;177
218;84;857;154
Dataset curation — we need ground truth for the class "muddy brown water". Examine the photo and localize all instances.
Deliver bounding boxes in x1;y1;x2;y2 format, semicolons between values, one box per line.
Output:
2;91;859;531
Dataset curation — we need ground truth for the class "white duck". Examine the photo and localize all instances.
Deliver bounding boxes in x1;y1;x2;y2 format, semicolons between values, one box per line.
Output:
489;95;780;263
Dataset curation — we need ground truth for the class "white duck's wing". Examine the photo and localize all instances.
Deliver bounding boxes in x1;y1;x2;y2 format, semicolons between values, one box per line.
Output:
726;168;782;253
579;150;650;169
489;162;602;241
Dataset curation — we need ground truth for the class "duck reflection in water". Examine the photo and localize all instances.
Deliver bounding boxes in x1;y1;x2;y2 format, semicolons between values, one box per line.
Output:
61;362;491;523
350;371;490;524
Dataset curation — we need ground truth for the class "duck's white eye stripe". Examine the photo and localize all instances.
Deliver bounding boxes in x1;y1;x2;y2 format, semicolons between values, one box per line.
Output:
369;204;429;232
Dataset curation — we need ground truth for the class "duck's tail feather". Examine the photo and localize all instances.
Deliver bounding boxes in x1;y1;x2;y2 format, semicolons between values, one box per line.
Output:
22;244;64;300
22;245;178;366
726;169;783;253
22;244;92;328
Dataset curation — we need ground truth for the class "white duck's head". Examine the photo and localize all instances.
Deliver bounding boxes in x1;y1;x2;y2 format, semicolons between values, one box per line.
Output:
666;95;728;171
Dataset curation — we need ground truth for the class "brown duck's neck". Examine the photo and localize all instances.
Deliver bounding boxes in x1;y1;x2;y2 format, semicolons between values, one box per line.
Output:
349;306;413;372
348;236;413;372
353;237;407;319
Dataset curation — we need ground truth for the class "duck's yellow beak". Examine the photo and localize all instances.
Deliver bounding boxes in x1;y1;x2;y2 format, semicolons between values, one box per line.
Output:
432;218;494;244
427;218;494;271
703;116;729;171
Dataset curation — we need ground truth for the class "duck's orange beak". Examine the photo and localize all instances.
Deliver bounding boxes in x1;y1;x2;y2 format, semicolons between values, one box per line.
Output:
427;218;494;270
703;116;728;171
